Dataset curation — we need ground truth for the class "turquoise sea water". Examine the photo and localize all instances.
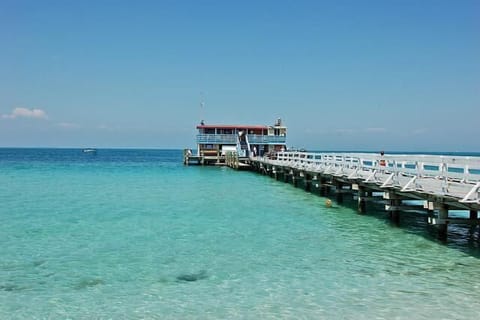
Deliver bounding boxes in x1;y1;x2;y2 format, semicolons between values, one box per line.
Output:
1;149;480;319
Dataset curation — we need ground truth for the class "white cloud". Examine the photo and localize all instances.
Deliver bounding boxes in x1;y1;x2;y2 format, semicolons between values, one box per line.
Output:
412;128;428;135
335;128;355;134
2;107;48;120
57;122;80;129
365;127;387;133
97;124;118;131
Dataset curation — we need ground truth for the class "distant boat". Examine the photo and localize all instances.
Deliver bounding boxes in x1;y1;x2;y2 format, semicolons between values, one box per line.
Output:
82;148;97;154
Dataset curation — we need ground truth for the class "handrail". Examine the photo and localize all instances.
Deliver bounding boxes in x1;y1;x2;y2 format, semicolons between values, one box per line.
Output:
197;133;286;144
248;134;286;144
196;134;237;144
271;152;480;183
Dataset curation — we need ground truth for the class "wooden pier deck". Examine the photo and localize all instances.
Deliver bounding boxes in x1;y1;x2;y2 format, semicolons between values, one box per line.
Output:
184;149;251;169
244;152;480;239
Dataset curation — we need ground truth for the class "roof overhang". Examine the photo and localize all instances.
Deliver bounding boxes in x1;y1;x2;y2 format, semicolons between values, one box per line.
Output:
196;124;269;130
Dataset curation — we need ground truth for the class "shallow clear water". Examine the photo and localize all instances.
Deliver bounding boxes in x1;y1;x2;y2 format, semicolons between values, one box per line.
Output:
1;149;480;319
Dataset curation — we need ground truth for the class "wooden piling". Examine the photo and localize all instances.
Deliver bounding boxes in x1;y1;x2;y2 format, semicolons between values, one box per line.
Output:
438;204;449;240
469;210;478;220
336;181;344;204
319;177;327;196
357;186;366;214
305;173;312;192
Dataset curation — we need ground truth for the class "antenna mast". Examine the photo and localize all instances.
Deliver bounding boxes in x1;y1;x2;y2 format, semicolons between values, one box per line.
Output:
199;92;205;125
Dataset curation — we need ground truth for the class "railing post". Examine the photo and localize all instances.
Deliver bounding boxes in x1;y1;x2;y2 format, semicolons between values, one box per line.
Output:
441;161;448;193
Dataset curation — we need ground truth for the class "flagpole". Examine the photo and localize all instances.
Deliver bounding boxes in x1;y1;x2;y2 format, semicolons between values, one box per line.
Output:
200;92;205;125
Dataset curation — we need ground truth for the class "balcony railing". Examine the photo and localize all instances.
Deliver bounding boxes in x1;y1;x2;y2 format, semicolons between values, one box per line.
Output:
248;134;286;144
196;134;286;145
196;134;237;144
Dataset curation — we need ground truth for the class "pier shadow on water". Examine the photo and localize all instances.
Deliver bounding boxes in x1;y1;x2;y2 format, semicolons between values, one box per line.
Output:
246;169;480;259
328;194;480;258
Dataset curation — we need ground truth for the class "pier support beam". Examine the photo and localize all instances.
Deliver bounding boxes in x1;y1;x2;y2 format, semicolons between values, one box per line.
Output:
424;201;436;222
274;168;283;181
470;209;478;234
319;177;327;196
390;200;401;224
295;171;305;189
268;165;274;178
357;186;367;214
312;175;319;193
305;173;311;192
469;210;478;233
261;164;267;175
335;182;344;204
438;204;449;240
384;192;401;224
469;210;478;220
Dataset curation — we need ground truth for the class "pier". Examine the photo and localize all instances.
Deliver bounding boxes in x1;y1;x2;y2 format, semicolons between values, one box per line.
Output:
184;119;480;239
241;151;480;239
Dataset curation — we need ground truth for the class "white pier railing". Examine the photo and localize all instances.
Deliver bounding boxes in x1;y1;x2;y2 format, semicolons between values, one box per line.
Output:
257;152;480;205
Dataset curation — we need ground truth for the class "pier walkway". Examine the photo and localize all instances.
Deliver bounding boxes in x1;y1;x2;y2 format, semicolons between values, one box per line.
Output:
245;152;480;239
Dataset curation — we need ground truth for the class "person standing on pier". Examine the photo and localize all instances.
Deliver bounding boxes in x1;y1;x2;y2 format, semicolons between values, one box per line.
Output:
379;151;386;172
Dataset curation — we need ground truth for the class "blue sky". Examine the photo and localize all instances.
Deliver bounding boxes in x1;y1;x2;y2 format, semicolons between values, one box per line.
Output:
1;0;479;151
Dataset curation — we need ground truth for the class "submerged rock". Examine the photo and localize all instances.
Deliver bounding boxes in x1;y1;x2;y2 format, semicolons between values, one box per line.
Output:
32;259;47;267
0;283;25;292
176;270;208;282
74;278;105;289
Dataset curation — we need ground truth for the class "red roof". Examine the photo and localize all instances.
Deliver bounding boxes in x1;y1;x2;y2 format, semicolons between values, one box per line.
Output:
196;124;268;130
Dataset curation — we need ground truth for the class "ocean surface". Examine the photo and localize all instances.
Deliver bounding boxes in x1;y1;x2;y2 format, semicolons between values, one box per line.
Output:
1;148;480;319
